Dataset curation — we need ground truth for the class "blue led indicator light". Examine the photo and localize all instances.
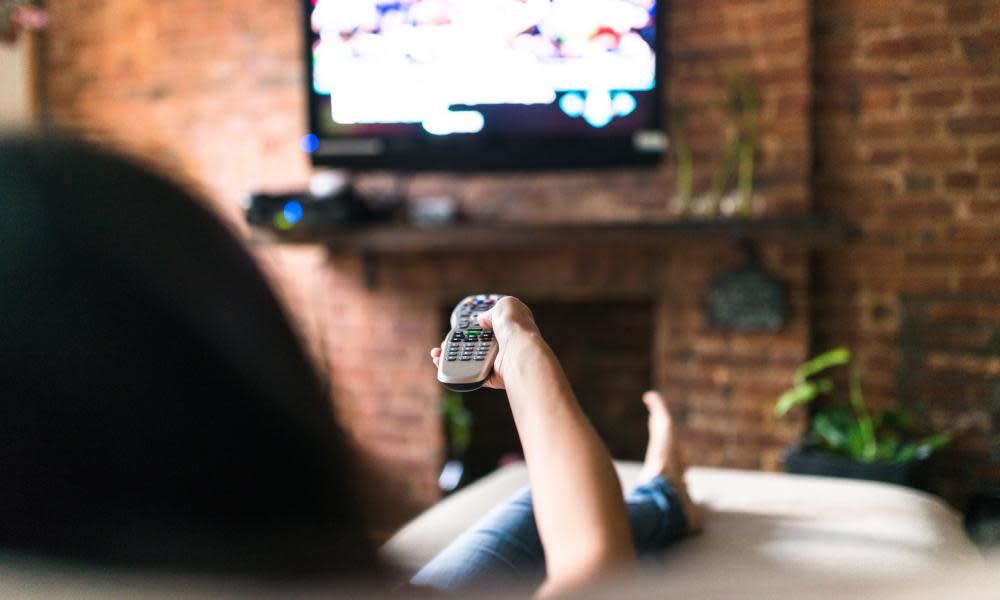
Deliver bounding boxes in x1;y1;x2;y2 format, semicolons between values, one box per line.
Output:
300;134;320;154
283;201;304;225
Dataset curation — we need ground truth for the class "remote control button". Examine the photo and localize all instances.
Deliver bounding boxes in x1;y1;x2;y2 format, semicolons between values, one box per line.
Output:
461;357;472;361
447;357;457;362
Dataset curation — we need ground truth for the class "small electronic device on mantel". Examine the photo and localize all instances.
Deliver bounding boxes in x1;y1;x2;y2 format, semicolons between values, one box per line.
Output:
438;294;505;392
302;1;669;172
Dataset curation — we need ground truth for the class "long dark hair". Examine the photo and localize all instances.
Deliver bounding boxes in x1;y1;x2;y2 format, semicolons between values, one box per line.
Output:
0;135;376;580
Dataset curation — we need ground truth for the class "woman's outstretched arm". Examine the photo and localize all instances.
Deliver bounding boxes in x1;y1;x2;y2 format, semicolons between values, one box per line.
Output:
432;297;635;594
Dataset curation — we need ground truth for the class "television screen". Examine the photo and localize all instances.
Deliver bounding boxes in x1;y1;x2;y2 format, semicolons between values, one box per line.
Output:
304;0;666;170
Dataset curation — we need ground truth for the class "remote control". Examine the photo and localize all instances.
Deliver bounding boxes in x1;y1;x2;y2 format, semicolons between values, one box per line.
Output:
437;294;505;392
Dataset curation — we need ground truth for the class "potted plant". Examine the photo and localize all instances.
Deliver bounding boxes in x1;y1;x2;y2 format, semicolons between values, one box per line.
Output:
774;348;951;487
438;391;473;494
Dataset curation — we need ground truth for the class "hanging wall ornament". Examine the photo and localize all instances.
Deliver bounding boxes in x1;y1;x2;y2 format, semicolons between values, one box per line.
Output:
706;244;788;331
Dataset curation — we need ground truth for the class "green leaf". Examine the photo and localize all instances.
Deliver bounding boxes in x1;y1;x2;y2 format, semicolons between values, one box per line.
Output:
892;434;952;464
774;378;833;417
875;435;901;462
847;423;873;462
812;413;849;450
894;442;919;465
794;348;851;384
857;415;877;461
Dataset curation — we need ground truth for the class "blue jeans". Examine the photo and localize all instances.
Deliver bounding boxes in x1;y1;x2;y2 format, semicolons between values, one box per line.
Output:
411;475;688;592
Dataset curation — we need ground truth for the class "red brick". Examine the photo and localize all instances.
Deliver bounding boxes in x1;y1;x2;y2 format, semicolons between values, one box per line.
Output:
927;302;1000;322
947;114;1000;135
946;172;980;190
905;250;989;269
868;148;903;165
883;199;955;219
948;225;1000;244
862;89;900;111
911;88;965;109
976;145;1000;163
968;195;1000;214
865;34;954;59
962;29;1000;52
947;2;986;25
907;143;968;166
902;7;941;27
972;84;1000;106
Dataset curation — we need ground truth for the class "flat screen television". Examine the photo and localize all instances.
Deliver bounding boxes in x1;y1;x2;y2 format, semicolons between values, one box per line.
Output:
303;0;667;171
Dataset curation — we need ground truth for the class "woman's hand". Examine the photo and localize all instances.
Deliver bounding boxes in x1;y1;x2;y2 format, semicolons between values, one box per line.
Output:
429;296;544;389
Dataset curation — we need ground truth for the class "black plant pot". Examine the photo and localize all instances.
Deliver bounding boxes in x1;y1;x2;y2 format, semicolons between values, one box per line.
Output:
783;444;919;487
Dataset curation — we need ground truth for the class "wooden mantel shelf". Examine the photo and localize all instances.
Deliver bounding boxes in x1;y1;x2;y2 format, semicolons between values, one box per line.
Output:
255;216;853;255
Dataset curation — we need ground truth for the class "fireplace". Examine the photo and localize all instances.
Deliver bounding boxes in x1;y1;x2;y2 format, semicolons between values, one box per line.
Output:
316;239;817;531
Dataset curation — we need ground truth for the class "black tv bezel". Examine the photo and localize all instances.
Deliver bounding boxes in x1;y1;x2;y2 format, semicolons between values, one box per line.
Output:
302;1;669;172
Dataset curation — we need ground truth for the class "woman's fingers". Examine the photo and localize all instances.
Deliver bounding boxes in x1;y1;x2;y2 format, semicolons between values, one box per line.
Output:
477;306;494;328
430;346;442;368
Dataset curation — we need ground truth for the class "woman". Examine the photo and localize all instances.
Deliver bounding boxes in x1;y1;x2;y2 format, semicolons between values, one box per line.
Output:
0;135;700;595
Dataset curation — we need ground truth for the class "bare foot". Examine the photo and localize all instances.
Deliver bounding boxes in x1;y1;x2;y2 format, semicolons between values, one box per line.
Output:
637;390;703;533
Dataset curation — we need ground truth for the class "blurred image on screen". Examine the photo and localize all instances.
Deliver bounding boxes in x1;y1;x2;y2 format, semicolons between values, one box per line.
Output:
310;0;658;136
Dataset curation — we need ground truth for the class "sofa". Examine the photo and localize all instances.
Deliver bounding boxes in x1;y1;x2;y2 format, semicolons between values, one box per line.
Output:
382;461;988;597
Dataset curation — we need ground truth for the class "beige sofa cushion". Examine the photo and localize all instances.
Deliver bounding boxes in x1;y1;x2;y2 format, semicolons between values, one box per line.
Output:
381;461;981;586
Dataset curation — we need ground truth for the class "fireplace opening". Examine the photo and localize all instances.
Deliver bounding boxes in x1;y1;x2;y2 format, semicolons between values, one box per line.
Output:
440;300;654;490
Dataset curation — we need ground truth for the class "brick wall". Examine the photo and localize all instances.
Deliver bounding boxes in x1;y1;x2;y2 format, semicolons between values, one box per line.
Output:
40;0;997;528
813;0;1000;504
